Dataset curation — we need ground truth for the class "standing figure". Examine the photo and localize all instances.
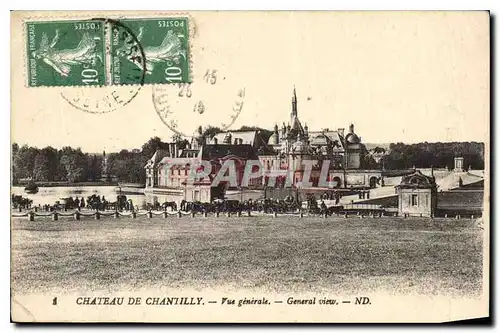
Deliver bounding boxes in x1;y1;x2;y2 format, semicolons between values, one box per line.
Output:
117;27;186;75
33;30;102;77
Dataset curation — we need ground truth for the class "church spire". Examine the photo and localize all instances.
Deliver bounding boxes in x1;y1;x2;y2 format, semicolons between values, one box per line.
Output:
291;86;297;117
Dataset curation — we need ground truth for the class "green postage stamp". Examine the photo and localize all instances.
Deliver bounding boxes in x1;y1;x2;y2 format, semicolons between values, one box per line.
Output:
111;18;190;85
26;20;106;87
26;17;190;87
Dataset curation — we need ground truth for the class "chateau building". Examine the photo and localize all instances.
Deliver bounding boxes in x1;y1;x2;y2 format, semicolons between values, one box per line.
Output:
145;141;262;202
260;88;382;189
145;87;384;198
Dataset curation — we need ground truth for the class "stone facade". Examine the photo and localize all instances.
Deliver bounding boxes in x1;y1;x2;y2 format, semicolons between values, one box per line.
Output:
328;169;383;189
184;181;212;202
396;171;437;217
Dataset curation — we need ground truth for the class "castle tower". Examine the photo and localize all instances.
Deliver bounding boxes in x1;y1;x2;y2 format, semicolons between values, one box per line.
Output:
291;86;298;121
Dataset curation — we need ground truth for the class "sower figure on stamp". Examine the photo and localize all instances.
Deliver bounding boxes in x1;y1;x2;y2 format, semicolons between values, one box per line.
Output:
33;30;102;77
117;26;186;75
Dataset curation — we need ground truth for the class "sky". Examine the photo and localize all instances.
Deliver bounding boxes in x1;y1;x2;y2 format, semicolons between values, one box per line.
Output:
11;11;490;153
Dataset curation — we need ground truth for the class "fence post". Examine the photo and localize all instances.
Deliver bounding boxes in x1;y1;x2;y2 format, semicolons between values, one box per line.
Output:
114;211;119;219
132;211;137;219
216;211;220;218
28;211;35;221
18;206;22;212
52;212;59;221
227;212;231;218
204;211;208;217
300;212;304;218
178;211;182;218
163;211;168;218
74;211;80;221
273;212;278;218
95;211;100;220
191;211;196;218
34;206;38;213
247;210;251;217
147;211;153;218
237;211;242;217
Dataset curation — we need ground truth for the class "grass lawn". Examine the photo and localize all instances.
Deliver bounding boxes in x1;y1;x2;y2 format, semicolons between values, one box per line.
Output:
11;215;483;296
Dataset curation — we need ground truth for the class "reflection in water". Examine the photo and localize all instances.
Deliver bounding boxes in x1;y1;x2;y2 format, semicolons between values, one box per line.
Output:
11;186;183;208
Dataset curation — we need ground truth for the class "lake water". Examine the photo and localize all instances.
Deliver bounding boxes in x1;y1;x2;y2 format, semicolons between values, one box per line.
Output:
11;186;179;207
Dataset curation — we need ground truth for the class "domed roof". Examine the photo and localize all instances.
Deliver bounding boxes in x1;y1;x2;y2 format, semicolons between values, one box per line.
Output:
268;132;279;145
345;133;360;144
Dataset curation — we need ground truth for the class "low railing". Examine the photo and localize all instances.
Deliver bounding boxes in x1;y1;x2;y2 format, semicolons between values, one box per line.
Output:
11;208;311;221
11;208;479;221
342;203;382;211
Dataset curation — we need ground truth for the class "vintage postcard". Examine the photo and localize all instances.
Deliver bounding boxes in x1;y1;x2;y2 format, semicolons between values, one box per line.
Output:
10;11;490;323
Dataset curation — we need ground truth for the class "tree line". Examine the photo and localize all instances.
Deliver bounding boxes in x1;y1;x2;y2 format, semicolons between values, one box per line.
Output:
380;142;484;170
12;144;104;184
12;132;485;185
11;137;173;185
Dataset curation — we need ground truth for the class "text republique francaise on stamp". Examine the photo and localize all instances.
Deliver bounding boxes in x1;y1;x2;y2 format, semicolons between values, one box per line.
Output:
26;17;190;87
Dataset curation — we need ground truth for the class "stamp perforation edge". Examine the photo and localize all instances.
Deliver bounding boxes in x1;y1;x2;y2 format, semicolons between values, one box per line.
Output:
20;12;195;89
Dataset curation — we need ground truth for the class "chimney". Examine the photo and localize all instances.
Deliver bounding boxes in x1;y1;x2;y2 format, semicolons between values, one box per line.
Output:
173;142;178;158
431;165;434;178
349;124;354;133
169;143;174;158
338;128;345;137
234;138;238;145
213;137;218;145
239;138;243;145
